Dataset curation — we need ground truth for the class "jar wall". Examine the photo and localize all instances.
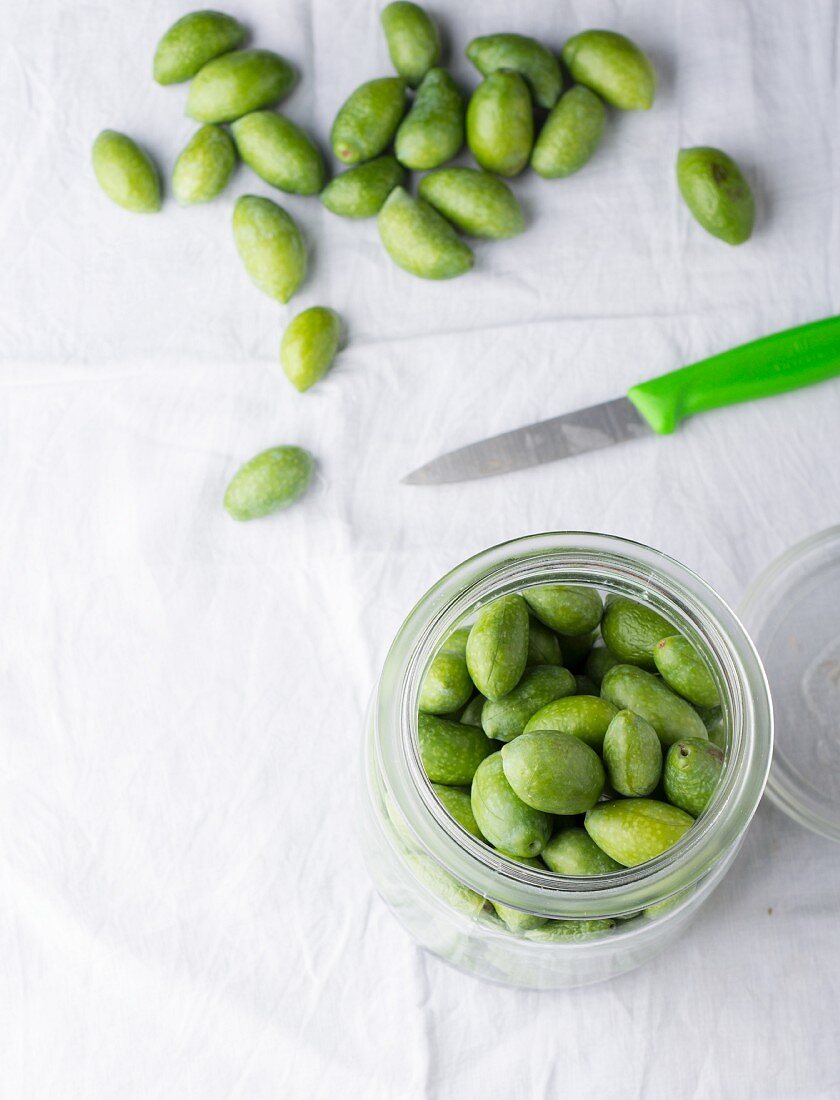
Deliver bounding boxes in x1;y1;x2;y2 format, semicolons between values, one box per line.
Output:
360;702;742;990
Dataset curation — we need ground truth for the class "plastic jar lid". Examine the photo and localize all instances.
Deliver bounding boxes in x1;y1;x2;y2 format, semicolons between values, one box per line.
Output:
739;527;840;843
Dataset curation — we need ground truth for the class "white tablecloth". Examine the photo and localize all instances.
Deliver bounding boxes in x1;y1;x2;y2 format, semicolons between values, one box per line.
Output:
3;1;840;1096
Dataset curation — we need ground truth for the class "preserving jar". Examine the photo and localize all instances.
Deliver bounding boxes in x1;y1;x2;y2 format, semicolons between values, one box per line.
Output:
359;532;773;989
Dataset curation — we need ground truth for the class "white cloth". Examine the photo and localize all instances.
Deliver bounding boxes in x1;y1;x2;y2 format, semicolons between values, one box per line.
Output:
2;1;840;1097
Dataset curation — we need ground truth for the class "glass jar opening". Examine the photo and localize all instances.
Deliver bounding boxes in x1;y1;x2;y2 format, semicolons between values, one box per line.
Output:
374;532;772;920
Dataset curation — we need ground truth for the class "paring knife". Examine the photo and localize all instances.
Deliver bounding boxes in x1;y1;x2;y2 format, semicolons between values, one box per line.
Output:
402;314;840;485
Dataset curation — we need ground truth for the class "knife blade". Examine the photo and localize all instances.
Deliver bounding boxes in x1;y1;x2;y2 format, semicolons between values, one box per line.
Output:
402;397;651;485
402;314;840;485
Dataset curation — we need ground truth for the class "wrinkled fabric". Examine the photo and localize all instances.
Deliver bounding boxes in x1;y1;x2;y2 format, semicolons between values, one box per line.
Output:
2;1;840;1097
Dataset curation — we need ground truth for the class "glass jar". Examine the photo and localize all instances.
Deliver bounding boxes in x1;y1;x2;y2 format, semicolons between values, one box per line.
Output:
359;532;773;990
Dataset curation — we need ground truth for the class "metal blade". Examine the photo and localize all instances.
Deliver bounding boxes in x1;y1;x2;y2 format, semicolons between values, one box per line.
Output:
402;396;652;485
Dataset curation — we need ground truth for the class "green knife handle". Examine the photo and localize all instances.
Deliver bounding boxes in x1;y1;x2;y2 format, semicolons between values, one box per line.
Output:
626;314;840;434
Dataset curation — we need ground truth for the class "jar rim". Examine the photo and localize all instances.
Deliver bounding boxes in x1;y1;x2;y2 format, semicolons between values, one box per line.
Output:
374;532;773;919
